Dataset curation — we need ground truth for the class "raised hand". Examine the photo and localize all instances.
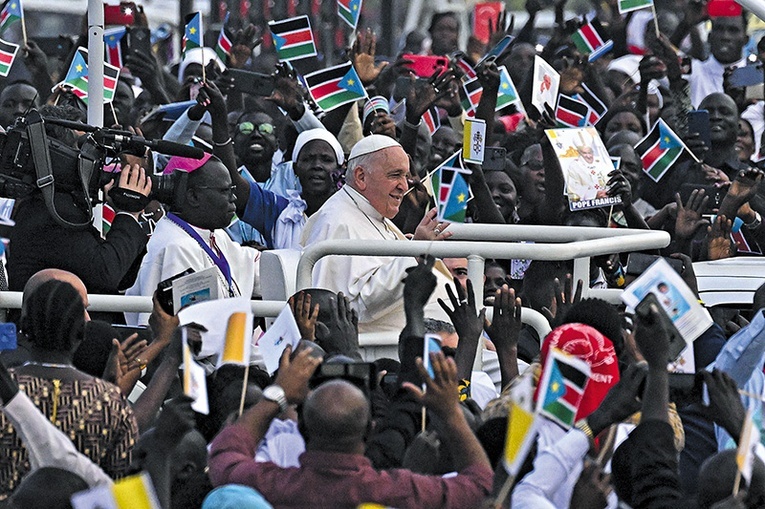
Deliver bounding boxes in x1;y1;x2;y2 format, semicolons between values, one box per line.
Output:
268;63;306;120
587;362;648;435
706;214;734;260
350;29;389;86
402;351;461;418
228;24;262;69
404;255;438;312
405;69;456;124
289;291;319;340
674;190;709;241
315;292;360;359
541;274;583;327
274;345;323;405
634;300;670;368
607;170;633;207
413;207;452;241
699;369;746;441
438;277;486;349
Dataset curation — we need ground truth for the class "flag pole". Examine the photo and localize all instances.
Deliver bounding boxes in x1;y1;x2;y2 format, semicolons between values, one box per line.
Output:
20;10;26;45
238;363;250;417
109;102;119;126
494;473;516;507
651;2;661;39
87;0;104;127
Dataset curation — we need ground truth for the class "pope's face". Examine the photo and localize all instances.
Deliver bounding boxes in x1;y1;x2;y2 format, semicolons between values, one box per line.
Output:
579;147;594;164
358;147;410;218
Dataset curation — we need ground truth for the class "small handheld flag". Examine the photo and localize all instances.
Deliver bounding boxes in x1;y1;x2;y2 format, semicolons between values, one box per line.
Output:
503;374;538;476
269;15;317;62
571;18;613;62
0;37;18;78
635;118;689;182
218;311;253;367
496;66;521;112
183;12;203;55
304;61;367;112
338;0;362;29
422;107;440;135
215;13;233;63
0;0;22;36
104;26;127;69
461;78;483;117
536;348;591;430
71;472;161;509
463;117;486;164
431;151;472;223
362;95;389;126
618;0;654;14
555;94;590;128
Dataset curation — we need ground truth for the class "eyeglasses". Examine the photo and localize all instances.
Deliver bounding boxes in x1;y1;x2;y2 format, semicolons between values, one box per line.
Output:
193;184;237;197
238;121;275;136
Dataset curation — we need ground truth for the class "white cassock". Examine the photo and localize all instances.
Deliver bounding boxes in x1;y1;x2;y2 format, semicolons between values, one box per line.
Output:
566;157;607;202
301;185;454;336
125;216;260;325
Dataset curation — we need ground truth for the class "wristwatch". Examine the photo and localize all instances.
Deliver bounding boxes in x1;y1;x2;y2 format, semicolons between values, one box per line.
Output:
745;211;762;230
262;385;289;413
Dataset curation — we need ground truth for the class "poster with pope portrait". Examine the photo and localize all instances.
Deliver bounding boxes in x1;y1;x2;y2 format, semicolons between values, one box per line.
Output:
545;127;622;212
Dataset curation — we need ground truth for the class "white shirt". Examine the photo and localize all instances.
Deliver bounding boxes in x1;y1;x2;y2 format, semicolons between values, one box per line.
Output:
125;216;260;325
301;185;453;336
686;55;746;108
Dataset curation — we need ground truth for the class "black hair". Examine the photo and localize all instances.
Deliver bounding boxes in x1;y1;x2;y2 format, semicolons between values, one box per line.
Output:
428;11;459;34
597;104;648;138
21;279;85;353
562;298;624;357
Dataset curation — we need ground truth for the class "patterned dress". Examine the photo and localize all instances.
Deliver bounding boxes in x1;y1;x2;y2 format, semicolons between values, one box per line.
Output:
0;373;138;496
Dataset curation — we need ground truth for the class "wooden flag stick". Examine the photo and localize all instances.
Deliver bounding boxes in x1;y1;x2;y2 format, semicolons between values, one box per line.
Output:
109;102;119;127
21;13;27;46
596;425;617;466
651;2;661;39
238;363;250;417
494;473;516;508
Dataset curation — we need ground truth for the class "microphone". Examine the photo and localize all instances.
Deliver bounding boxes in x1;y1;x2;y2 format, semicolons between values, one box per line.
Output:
104;133;207;159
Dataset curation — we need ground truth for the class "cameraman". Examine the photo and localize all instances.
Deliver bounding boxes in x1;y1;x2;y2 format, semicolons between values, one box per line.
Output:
7;106;152;295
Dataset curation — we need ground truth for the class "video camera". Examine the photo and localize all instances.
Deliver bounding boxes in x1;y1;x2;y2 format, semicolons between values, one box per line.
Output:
0;109;205;229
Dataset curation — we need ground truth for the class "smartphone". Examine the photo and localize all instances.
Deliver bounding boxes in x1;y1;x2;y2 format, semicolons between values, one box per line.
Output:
729;65;764;88
687;109;711;148
393;76;429;101
625;253;684;276
707;0;742;16
156;268;194;315
483;146;507;171
0;323;16;351
33;36;74;60
104;2;136;25
226;69;275;97
126;26;152;57
401;54;449;78
678;183;727;213
423;333;443;378
635;293;686;363
111;324;152;343
669;372;700;405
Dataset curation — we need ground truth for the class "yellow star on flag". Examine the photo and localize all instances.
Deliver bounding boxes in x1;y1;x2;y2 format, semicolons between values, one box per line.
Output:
457;193;466;203
501;83;509;90
353;4;358;10
75;64;83;73
347;78;355;86
189;27;197;34
551;381;560;392
10;3;16;8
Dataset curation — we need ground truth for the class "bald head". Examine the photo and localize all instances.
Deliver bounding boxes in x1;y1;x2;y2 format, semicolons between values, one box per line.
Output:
302;379;370;452
22;269;88;319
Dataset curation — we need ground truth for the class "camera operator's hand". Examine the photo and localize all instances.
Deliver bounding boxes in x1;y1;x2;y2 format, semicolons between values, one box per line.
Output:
112;163;152;218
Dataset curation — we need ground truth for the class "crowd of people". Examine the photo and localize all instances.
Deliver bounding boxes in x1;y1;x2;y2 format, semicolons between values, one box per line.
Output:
1;0;765;507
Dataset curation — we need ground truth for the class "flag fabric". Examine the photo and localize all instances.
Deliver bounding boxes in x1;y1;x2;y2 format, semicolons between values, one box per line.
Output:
431;151;472;222
62;48;90;101
70;472;161;509
304;61;367;112
362;95;389;125
455;54;477;81
571;18;613;62
216;13;233;62
183;335;209;414
732;218;762;254
103;26;126;68
531;55;560;115
269;15;317;62
218;311;253;367
636;118;687;182
496;65;520;111
503;374;538;476
462;78;483;116
0;37;17;77
183;12;203;55
737;409;757;486
102;203;115;235
577;83;608;125
338;0;362;29
423;107;440;135
618;0;653;13
62;47;121;105
140;100;198;124
0;0;22;35
536;348;591;430
556;94;590;128
463;117;486;163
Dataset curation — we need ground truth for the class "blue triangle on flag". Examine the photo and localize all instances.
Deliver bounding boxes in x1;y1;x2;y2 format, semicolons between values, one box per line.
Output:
338;66;365;96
